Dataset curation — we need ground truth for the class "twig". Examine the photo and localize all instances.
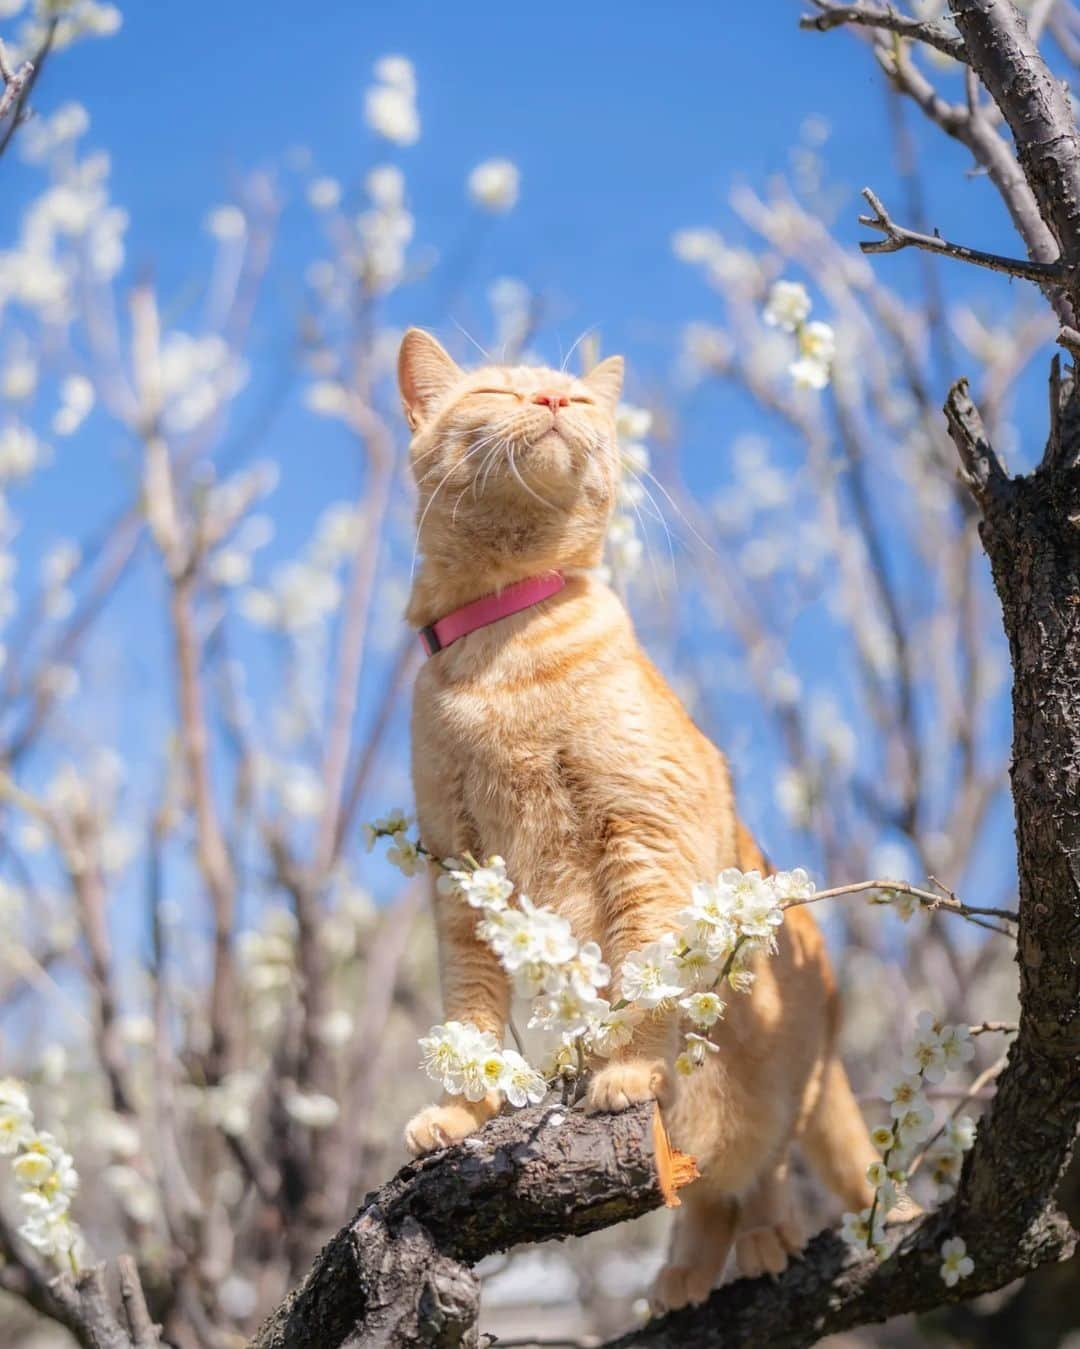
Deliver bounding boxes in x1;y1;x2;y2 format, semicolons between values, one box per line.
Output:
800;2;967;61
781;876;1018;928
116;1255;161;1348
0;38;33;125
0;21;55;161
858;186;1066;284
968;1020;1018;1035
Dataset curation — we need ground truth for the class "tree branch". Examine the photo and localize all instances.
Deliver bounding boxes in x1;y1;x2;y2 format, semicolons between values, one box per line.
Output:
0;38;33;126
950;0;1080;275
800;2;968;61
943;378;1013;506
250;1101;693;1349
602;1206;1071;1348
858;185;1066;284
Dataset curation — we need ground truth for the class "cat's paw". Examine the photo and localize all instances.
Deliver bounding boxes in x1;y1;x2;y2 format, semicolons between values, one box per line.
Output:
403;1095;498;1156
586;1058;671;1114
650;1262;714;1313
734;1218;804;1279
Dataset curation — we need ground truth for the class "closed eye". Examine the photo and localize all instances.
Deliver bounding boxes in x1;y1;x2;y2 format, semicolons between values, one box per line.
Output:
471;387;520;397
569;396;594;405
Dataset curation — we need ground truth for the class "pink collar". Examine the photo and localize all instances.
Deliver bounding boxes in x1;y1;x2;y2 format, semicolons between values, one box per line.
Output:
419;572;566;657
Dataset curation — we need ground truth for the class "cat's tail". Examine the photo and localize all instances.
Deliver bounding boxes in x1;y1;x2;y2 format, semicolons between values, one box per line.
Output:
800;1055;878;1213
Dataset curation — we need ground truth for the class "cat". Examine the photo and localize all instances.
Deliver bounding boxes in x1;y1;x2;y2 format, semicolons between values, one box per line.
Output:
396;327;878;1309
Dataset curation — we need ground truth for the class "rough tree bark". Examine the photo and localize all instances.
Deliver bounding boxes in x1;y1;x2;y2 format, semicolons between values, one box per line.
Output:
241;2;1080;1344
251;1102;693;1349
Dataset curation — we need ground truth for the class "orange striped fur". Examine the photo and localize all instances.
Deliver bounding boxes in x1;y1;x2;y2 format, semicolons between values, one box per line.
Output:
397;330;876;1307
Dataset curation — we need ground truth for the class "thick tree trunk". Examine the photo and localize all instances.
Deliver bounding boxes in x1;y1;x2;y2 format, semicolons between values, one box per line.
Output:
957;400;1080;1260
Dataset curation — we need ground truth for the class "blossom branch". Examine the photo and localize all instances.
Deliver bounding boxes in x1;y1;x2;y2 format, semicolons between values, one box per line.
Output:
0;19;55;161
858;187;1066;284
0;39;33;127
780;876;1018;927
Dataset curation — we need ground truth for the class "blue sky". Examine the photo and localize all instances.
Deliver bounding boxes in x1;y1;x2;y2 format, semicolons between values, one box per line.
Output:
0;1;1045;927
17;0;1016;354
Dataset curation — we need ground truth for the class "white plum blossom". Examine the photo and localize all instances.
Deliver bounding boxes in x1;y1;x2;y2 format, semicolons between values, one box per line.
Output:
0;423;48;481
306;380;351;423
0;1079;34;1154
940;1236;975;1287
467;159;520;212
439;856;514;910
901;1021;948;1085
865;1159;899;1213
364;56;420;146
763;280;811;332
418;1021;505;1102
205;204;246;240
385;831;422;876
589;1004;645;1057
282;1089;340;1130
762;280;833;389
307;177;342;211
840;1206;886;1259
1;353;37;401
4;1096;84;1267
619;934;684;1009
501;1050;547;1107
679;990;726;1028
315;1010;355;1048
938;1021;976;1072
366;164;405;208
529;986;610;1038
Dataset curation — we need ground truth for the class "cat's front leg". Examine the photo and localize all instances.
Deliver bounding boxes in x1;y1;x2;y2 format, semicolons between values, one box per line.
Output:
404;1093;502;1156
587;879;680;1115
403;885;510;1155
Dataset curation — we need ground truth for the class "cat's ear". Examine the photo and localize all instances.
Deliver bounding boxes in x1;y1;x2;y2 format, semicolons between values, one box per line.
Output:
398;328;463;430
584;354;624;413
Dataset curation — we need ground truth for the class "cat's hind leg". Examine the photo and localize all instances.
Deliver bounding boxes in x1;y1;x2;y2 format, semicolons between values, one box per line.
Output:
733;1153;805;1278
650;1188;737;1312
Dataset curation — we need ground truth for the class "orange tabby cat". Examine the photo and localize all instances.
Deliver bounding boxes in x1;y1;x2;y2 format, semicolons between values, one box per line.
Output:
397;328;877;1308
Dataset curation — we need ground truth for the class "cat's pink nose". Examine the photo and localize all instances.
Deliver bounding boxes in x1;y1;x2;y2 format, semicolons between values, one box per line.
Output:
532;390;569;410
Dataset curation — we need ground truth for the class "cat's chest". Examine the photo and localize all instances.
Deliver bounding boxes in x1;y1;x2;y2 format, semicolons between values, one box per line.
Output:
413;674;590;858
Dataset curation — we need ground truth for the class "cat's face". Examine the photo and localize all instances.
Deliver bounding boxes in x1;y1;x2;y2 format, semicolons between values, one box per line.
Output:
398;328;624;575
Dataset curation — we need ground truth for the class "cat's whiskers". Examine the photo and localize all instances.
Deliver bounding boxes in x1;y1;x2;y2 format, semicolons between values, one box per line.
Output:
625;477;668;601
451;319;493;364
453;429;510;524
410;437;494;580
640;467;719;560
476;439;507;502
560;326;595;374
507;443;560;513
624;466;678;581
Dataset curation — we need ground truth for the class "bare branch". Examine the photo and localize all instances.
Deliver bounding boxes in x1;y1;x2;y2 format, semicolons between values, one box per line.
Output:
116;1256;161;1349
800;2;967;61
858;186;1066;284
943;378;1013;508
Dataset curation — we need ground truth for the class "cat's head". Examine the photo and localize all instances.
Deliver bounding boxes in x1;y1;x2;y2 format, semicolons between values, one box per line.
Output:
398;328;624;600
